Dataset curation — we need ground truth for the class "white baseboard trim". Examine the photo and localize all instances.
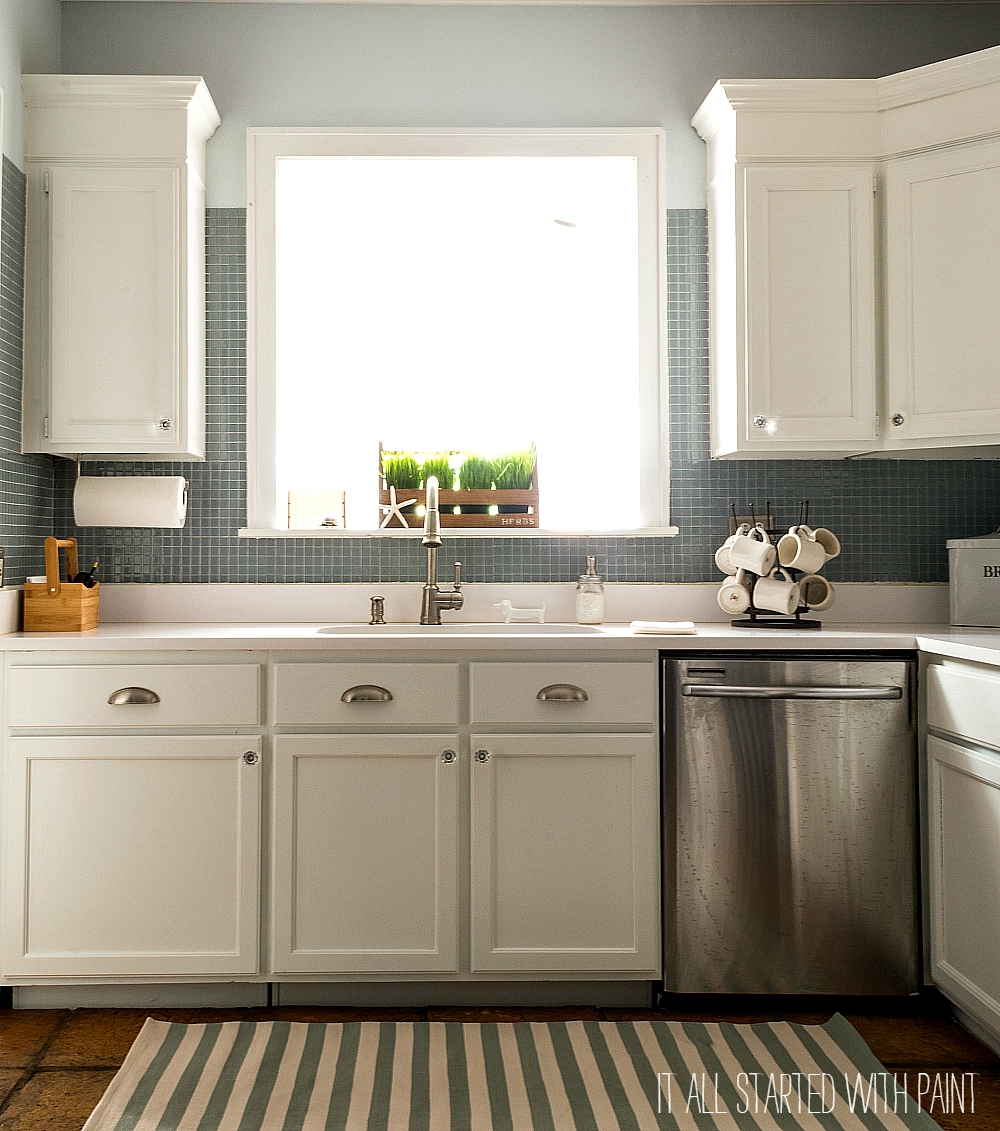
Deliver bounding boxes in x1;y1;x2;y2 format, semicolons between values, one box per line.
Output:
275;981;654;1008
10;980;653;1009
949;999;1000;1058
12;983;268;1009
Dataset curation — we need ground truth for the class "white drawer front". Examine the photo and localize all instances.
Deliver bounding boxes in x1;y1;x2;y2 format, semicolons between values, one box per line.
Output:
8;665;261;729
927;664;1000;752
470;662;656;726
273;663;459;726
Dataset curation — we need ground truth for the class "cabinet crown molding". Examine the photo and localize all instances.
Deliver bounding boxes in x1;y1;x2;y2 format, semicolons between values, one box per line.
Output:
693;43;1000;148
22;75;220;142
876;42;1000;109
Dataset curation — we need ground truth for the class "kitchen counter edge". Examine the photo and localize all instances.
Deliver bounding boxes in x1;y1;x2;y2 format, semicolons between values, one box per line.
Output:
0;621;993;657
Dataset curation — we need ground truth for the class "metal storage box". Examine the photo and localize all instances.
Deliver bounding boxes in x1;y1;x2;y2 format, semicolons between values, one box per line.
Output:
947;532;1000;626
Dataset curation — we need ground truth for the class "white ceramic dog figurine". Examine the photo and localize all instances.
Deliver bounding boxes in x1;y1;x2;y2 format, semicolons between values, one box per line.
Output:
494;599;545;624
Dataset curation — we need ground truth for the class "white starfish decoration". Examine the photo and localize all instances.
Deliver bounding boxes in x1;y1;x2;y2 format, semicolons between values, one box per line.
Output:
379;486;418;529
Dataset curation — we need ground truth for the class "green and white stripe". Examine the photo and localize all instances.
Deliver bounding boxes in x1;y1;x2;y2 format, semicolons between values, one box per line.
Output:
82;1017;943;1131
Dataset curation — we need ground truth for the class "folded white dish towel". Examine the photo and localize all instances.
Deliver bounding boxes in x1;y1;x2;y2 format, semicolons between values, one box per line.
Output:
630;620;697;635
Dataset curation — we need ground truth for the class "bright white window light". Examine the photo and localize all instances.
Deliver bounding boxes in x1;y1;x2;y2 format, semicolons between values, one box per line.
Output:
274;155;641;530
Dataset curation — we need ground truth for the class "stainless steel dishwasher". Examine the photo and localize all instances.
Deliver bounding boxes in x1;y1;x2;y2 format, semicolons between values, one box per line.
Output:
663;653;919;995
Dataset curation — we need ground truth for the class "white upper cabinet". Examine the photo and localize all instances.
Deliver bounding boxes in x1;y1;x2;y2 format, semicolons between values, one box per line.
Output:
21;76;220;459
694;45;1000;459
884;138;1000;452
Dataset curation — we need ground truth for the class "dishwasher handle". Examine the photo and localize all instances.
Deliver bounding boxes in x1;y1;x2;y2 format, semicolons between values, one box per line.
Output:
682;684;903;700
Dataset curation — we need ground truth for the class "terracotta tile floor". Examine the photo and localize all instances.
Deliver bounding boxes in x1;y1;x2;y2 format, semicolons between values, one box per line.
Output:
0;996;993;1129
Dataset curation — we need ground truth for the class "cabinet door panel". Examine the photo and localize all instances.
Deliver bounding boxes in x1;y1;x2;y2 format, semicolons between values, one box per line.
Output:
470;734;659;974
927;735;1000;1030
1;737;260;977
272;734;459;974
743;166;877;447
48;166;181;450
885;139;1000;445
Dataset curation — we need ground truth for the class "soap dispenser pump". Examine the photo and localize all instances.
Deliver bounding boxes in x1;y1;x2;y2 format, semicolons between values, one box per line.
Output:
576;555;605;624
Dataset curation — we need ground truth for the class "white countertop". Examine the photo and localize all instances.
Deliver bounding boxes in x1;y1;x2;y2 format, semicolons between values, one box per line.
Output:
2;620;995;658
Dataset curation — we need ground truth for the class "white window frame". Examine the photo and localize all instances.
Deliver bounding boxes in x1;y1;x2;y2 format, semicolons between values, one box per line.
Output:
244;126;674;537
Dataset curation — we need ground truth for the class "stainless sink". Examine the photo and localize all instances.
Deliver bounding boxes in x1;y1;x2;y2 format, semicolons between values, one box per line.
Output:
316;622;604;635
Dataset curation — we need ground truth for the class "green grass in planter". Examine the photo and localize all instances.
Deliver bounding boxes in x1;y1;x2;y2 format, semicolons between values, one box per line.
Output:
382;453;420;489
493;449;535;490
458;455;494;513
420;455;455;490
494;448;535;515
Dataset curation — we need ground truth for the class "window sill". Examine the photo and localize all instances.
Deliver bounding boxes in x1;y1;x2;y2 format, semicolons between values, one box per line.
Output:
238;527;680;539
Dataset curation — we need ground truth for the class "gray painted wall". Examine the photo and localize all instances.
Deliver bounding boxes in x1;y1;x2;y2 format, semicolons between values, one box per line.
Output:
0;0;59;164
62;3;1000;208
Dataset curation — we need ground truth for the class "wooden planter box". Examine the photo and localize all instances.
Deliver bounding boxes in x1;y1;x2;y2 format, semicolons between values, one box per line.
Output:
378;488;540;529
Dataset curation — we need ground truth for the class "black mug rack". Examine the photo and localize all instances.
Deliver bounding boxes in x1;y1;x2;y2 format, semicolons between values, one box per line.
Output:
727;501;823;630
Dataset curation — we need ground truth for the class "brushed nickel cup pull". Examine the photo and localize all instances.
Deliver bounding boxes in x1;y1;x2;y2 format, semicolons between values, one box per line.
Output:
537;683;589;702
107;687;161;706
106;683;160;701
341;684;393;703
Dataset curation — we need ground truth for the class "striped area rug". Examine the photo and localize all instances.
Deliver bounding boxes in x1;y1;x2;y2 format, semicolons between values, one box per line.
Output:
83;1015;944;1131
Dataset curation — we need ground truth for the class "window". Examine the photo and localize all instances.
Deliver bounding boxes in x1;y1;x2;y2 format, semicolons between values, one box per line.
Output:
246;128;672;535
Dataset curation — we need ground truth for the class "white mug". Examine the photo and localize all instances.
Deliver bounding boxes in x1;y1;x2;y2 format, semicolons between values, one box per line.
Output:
728;526;776;576
714;526;747;576
812;527;841;560
777;526;827;573
754;567;801;615
717;569;751;614
799;573;836;611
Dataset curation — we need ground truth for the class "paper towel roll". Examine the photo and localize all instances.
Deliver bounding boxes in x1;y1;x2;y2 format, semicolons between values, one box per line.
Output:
73;477;188;528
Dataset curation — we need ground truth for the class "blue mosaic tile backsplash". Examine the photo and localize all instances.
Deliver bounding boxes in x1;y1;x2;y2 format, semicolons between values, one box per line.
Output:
0;160;55;586
29;206;1000;584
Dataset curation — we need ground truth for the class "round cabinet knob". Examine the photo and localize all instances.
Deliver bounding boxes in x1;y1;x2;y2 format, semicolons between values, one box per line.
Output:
753;416;768;429
243;752;259;765
474;749;491;764
441;750;457;764
891;413;905;427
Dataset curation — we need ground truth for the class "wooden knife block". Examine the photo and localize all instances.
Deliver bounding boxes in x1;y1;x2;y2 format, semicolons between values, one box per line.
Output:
23;537;99;632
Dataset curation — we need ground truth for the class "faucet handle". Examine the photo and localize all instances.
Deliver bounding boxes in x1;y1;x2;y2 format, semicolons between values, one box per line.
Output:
453;561;462;590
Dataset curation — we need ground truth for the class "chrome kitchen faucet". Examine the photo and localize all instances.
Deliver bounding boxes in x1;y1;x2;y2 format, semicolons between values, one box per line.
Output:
419;476;463;625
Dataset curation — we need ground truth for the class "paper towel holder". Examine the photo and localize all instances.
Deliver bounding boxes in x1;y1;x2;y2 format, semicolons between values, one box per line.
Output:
72;471;190;528
73;464;189;500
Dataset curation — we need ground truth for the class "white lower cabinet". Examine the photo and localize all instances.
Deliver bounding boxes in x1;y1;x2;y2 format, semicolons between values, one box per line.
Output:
271;734;460;974
470;733;660;974
1;736;261;978
1;652;659;986
926;734;1000;1032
